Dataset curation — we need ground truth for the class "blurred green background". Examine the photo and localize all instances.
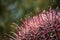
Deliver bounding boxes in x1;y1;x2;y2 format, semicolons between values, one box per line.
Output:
0;0;60;40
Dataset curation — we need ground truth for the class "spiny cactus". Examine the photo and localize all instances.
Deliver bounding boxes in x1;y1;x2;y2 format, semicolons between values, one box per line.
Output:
11;7;60;40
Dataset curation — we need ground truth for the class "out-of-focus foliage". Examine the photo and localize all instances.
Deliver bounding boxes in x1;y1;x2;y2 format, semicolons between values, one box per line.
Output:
0;0;60;40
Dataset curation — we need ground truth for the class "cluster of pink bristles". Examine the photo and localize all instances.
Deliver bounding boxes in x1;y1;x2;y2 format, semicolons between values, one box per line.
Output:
11;7;60;40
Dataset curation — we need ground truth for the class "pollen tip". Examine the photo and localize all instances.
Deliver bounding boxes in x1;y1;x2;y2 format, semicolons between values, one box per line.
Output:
43;9;46;13
28;15;30;18
24;17;27;20
49;6;52;11
56;6;59;10
20;18;23;21
12;23;15;25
